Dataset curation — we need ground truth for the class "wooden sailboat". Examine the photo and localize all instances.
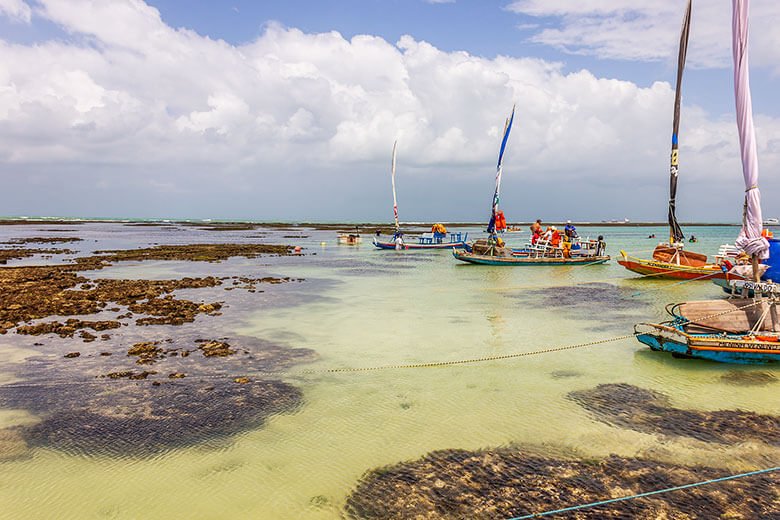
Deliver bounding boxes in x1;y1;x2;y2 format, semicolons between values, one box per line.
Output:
373;141;468;250
635;0;779;364
618;0;728;280
453;106;610;266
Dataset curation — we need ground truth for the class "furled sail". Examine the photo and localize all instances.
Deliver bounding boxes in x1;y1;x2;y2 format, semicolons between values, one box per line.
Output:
487;105;515;234
667;0;691;245
732;0;768;259
391;140;399;233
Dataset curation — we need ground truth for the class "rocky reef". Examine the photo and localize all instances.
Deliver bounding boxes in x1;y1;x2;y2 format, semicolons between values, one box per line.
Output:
568;383;780;446
345;449;778;519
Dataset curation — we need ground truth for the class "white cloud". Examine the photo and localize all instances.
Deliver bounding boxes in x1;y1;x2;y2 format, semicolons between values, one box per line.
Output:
507;0;780;70
0;0;778;220
0;0;31;23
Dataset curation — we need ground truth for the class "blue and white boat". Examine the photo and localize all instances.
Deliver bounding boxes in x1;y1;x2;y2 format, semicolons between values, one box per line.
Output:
373;142;468;250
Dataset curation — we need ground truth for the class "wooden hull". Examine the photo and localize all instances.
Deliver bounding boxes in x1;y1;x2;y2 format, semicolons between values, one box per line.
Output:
373;239;466;250
636;322;780;364
453;250;610;266
337;235;361;245
618;251;726;280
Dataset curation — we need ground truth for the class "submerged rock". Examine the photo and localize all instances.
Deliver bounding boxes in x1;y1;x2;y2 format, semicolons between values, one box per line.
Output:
720;370;778;387
1;378;302;457
198;340;236;357
568;383;780;446
345;449;778;519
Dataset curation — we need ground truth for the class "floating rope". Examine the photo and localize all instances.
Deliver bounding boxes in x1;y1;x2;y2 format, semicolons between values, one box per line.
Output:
0;295;767;389
508;466;780;519
0;333;639;389
298;333;638;374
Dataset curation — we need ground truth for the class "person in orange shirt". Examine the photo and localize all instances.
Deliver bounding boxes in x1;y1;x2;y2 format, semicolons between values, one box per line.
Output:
550;226;561;247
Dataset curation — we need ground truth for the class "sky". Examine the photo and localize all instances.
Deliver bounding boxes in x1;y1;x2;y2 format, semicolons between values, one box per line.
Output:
1;0;780;222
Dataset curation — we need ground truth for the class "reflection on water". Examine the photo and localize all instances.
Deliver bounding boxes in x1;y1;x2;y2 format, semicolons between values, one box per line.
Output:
0;223;778;519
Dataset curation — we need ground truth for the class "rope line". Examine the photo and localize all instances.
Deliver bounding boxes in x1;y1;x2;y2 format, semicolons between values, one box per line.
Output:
0;334;638;389
507;466;780;519
0;294;766;390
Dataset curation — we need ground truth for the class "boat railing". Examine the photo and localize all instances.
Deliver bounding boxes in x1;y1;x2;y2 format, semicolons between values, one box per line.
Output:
416;231;467;244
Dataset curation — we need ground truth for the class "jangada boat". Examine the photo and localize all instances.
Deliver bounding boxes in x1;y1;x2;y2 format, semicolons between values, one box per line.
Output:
617;0;726;280
635;299;780;364
452;105;609;266
372;142;468;250
635;0;777;364
453;238;610;266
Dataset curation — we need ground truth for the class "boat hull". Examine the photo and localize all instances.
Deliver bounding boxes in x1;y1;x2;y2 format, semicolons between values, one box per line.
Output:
374;240;466;250
636;323;780;364
453;250;610;266
617;255;726;280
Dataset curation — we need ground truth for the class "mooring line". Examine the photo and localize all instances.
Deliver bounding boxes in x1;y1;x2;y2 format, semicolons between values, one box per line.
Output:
0;333;639;389
508;466;780;519
0;297;767;389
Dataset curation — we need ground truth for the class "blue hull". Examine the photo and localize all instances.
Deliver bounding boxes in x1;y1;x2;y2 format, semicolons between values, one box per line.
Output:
374;240;467;250
637;332;780;364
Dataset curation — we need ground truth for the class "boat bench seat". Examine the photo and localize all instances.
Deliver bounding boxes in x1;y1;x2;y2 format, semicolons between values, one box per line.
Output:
680;299;780;333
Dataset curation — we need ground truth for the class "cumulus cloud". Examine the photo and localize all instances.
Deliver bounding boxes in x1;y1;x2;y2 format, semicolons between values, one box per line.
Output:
0;0;778;220
0;0;31;23
507;0;780;70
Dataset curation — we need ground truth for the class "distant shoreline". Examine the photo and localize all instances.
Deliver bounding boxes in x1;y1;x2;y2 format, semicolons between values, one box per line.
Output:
0;217;741;229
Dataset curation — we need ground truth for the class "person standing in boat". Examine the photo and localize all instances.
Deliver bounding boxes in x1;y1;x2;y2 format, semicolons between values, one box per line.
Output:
595;235;606;256
530;219;543;244
550;226;562;247
564;220;578;239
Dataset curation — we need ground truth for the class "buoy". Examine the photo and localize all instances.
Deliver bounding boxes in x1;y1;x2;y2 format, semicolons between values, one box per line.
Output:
294;246;302;254
320;242;326;246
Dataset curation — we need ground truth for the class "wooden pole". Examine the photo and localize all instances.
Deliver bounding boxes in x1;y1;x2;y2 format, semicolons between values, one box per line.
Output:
752;255;760;282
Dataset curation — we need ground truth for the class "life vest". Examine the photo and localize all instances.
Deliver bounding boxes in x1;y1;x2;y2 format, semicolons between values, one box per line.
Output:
495;211;507;232
431;223;447;234
762;228;773;238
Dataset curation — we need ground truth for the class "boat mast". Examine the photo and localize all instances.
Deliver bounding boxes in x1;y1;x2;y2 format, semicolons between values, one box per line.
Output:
732;0;768;280
667;0;691;246
391;140;399;234
487;105;515;234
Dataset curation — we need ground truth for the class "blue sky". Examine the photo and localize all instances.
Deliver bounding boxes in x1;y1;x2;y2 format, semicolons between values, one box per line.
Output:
1;0;780;222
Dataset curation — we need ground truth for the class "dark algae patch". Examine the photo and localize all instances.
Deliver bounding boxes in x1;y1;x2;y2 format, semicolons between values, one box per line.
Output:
720;370;778;386
345;449;779;519
1;334;315;456
91;243;293;262
0;239;315;457
1;378;302;457
0;247;76;263
2;236;83;244
0;243;299;334
569;383;780;446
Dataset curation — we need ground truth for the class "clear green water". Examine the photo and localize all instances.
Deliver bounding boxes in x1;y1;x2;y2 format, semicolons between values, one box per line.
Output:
0;223;778;519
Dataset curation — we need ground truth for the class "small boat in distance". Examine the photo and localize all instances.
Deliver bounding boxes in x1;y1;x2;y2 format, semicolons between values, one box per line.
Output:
337;226;362;245
373;141;467;250
763;217;779;225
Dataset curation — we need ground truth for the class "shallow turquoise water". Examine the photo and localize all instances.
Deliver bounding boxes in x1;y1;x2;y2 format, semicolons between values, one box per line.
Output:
0;223;778;519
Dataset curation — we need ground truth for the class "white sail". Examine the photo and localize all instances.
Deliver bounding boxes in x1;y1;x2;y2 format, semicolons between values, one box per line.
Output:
391;140;399;232
732;0;768;259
